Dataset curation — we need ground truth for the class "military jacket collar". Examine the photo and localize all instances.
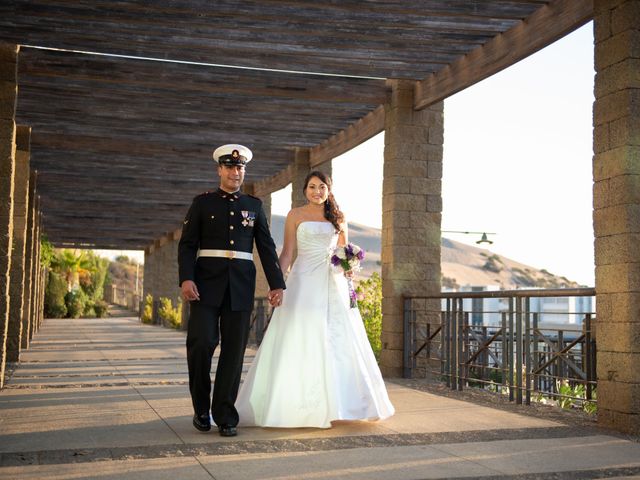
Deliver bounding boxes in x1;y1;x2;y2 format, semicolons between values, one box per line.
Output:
216;188;242;200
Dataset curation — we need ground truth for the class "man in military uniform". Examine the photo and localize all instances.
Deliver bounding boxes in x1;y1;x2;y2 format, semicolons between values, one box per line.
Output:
178;144;285;436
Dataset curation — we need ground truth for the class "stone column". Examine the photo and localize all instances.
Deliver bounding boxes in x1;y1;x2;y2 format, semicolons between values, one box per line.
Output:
7;125;30;358
0;43;18;388
380;79;443;377
24;170;36;342
155;235;168;303
156;230;181;312
34;207;43;332
143;244;156;314
291;148;332;208
291;148;311;208
593;0;640;434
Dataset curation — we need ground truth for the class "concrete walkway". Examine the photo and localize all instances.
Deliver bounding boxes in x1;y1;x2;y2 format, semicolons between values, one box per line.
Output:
0;316;639;480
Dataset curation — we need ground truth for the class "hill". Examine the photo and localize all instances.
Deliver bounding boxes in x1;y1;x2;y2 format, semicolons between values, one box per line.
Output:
268;215;580;289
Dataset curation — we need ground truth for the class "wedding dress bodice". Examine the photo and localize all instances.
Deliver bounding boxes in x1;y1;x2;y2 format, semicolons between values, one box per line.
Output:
292;221;338;274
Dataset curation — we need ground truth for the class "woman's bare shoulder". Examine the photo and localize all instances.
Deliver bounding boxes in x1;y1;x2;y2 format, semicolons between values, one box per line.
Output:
286;207;305;220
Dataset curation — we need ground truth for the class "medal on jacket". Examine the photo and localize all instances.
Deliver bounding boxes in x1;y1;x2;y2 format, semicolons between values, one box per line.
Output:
241;210;255;227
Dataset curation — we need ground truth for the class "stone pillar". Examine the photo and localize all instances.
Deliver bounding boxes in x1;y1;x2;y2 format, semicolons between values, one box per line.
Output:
24;170;36;342
143;244;156;310
593;0;640;434
291;148;332;208
291;148;311;208
380;79;443;377
7;126;30;358
155;236;168;304
34;207;43;331
156;230;181;309
0;43;18;388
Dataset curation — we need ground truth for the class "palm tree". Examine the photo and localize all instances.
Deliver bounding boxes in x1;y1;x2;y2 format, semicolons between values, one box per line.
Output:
51;249;91;291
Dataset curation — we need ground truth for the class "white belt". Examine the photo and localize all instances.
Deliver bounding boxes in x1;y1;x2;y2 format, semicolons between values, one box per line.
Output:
197;249;253;261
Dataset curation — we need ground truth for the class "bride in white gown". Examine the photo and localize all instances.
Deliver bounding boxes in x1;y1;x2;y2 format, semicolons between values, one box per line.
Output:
236;171;394;428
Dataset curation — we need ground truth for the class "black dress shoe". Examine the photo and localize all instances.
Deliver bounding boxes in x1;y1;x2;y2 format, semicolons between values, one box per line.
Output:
218;425;237;437
192;414;211;432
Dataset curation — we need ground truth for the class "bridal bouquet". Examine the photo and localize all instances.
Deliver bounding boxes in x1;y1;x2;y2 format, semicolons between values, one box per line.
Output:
330;243;365;308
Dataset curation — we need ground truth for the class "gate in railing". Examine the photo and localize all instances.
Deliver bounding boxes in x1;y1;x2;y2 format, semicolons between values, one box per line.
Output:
404;288;597;407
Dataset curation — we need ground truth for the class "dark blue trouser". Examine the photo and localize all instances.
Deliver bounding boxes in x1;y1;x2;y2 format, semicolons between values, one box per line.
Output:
186;292;251;427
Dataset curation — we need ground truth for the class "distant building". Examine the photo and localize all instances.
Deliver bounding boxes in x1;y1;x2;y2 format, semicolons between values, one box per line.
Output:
443;285;594;328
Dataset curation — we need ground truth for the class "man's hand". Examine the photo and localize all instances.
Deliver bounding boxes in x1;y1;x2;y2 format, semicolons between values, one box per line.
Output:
181;280;200;302
268;288;284;307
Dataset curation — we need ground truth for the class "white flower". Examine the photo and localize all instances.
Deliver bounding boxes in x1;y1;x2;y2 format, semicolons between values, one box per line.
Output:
336;247;347;260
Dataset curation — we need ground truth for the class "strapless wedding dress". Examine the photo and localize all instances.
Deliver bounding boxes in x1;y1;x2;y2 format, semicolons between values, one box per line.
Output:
236;221;394;428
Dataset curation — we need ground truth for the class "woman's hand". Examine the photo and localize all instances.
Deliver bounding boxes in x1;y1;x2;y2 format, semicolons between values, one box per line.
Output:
344;270;354;278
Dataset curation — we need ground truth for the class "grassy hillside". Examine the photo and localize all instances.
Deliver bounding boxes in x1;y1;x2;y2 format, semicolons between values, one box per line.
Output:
268;215;580;289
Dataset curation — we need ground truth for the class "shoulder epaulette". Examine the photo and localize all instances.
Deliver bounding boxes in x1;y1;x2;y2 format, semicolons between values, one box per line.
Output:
193;191;212;201
245;193;261;202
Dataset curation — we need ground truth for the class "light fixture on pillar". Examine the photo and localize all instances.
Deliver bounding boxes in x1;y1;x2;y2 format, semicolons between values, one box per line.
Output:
442;230;496;245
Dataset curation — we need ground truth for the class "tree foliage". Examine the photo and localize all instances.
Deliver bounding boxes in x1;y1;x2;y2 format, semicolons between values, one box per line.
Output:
44;248;110;318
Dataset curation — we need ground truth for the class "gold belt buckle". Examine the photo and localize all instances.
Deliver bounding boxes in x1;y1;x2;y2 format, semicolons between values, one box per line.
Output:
226;250;236;259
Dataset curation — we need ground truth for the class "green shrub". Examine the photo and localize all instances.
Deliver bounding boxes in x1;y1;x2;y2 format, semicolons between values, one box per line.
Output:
64;289;88;319
80;253;109;303
158;297;182;329
83;303;96;318
141;294;154;324
356;272;382;359
93;299;109;318
40;235;55;268
44;271;67;318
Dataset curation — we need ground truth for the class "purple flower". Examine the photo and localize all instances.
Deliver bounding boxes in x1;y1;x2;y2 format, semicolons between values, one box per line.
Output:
356;249;365;261
345;243;354;259
331;254;341;266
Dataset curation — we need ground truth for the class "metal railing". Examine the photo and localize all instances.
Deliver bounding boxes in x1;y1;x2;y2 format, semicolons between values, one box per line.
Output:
107;285;141;313
249;297;272;346
404;288;596;407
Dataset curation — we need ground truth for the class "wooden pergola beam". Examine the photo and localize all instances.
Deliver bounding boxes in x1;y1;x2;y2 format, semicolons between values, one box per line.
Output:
253;165;294;198
309;105;385;168
414;0;593;110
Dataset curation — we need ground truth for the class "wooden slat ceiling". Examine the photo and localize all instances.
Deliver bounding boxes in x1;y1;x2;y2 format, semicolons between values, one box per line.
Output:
0;0;581;249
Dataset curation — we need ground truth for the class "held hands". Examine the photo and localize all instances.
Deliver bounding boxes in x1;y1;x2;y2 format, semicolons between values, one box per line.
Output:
268;288;284;307
181;280;200;302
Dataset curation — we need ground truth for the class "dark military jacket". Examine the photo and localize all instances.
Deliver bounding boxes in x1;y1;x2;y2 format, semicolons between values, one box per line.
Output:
178;188;285;311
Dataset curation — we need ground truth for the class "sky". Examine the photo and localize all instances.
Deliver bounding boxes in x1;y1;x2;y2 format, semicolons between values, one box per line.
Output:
272;22;596;286
108;23;596;287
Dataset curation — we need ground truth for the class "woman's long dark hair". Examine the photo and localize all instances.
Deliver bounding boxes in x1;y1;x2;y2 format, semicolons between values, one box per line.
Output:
303;170;344;233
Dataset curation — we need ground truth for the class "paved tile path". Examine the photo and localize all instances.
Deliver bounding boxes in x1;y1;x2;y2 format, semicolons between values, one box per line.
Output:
1;316;639;479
